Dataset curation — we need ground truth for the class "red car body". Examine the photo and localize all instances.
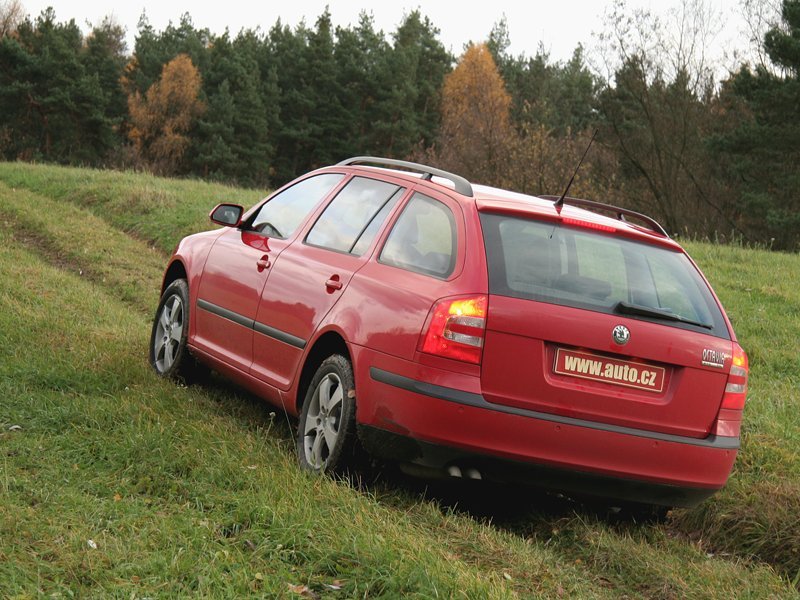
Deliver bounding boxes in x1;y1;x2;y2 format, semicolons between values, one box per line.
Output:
154;157;747;508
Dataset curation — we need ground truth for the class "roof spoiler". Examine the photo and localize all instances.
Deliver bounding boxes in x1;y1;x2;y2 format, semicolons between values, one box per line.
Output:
538;195;670;237
338;156;474;197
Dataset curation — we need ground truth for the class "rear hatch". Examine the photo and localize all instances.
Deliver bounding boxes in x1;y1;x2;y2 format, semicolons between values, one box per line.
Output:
479;211;733;439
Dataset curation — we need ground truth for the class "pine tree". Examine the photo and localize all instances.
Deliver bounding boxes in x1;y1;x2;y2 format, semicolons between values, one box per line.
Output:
717;0;800;248
81;18;128;161
305;9;348;167
488;18;597;134
0;8;123;163
267;19;315;184
389;11;451;156
192;78;237;180
189;31;274;185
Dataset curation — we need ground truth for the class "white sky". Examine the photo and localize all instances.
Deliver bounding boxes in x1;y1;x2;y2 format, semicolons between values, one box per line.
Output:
22;0;755;68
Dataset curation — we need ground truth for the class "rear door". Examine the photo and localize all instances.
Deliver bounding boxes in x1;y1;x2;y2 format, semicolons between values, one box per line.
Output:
251;176;406;390
479;212;733;438
338;188;469;365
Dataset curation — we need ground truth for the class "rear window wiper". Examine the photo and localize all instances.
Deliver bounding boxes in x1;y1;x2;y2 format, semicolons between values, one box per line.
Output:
614;301;713;330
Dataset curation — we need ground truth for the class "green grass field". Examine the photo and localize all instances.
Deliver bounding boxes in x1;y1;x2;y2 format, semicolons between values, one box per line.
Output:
0;162;798;598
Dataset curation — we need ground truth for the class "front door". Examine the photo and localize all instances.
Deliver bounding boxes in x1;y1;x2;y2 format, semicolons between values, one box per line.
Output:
193;172;345;373
193;229;280;373
251;176;406;389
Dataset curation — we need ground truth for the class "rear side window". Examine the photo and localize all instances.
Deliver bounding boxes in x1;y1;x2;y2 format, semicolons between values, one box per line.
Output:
306;177;403;255
480;213;729;338
251;173;344;239
380;192;456;278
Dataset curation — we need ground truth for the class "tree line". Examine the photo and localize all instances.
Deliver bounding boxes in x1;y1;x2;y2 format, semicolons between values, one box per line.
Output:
0;1;798;249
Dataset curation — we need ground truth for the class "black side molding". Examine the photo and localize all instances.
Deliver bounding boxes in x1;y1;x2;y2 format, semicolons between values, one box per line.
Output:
197;298;306;350
253;321;306;350
197;299;253;329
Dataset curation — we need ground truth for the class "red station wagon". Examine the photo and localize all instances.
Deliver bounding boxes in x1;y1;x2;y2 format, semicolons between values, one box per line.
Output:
150;157;748;512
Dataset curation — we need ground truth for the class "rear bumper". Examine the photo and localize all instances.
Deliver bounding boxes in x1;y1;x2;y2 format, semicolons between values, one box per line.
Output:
361;367;739;507
359;425;720;507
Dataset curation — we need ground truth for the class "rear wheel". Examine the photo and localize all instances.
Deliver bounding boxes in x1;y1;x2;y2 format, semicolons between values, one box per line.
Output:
297;355;357;474
149;279;200;382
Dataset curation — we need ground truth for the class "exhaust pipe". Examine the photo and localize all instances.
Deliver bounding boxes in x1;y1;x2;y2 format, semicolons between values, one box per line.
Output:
465;468;482;480
448;465;482;480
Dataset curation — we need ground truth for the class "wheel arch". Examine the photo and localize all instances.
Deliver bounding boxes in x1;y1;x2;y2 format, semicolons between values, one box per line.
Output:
162;259;188;295
296;330;352;413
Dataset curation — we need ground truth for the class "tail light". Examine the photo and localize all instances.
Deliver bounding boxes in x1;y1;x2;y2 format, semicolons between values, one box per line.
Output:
419;295;487;364
721;343;748;410
713;343;748;437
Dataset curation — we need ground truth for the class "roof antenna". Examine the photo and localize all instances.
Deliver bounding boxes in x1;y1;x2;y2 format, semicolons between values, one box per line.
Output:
554;129;598;212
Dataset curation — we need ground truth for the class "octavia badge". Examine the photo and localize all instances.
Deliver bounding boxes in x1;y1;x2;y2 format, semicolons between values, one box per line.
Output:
612;325;630;345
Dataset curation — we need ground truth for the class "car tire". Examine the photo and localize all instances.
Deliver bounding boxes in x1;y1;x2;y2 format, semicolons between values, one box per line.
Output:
297;354;358;474
149;279;199;382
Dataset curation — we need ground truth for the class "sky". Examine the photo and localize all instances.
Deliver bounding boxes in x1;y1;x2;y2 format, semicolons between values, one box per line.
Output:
21;0;756;68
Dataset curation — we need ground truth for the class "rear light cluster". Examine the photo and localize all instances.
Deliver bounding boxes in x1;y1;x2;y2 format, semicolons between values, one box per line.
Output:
722;344;749;410
713;343;748;437
419;295;487;364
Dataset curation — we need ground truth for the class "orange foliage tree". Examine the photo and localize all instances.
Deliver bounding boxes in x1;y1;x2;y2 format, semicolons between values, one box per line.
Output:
430;43;516;186
425;42;622;202
127;54;205;174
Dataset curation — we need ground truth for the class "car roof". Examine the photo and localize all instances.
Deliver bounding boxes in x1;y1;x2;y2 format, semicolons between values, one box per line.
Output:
333;164;680;250
472;184;680;249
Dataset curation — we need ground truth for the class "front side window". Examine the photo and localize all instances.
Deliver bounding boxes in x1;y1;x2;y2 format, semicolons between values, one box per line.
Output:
250;173;344;239
480;213;729;337
305;177;403;255
379;193;457;278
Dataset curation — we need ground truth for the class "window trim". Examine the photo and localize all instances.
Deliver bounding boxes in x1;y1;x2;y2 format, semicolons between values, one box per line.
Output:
347;188;406;255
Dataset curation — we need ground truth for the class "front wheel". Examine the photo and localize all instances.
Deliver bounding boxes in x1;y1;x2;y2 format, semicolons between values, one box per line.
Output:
297;355;358;474
149;279;198;382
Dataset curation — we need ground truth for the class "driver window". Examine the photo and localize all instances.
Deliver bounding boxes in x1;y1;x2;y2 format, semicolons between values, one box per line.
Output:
251;173;344;239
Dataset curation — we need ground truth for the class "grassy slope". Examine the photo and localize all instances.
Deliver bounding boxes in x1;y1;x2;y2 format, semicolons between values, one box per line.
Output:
678;241;800;582
0;162;797;597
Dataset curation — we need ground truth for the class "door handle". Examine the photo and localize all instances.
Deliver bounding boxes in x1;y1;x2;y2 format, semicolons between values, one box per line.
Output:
256;255;270;271
325;277;343;291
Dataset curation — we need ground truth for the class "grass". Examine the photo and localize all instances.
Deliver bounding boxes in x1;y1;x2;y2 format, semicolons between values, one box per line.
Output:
0;162;267;254
0;161;798;597
0;181;166;314
675;241;800;585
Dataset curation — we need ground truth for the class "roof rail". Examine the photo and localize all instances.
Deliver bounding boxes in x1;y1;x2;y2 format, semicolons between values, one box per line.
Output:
538;195;669;237
337;156;474;197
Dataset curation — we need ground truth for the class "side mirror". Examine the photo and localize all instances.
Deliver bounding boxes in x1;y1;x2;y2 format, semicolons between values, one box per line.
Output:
209;203;244;227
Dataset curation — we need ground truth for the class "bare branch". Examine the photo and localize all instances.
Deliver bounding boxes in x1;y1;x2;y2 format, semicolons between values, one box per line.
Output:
0;0;24;38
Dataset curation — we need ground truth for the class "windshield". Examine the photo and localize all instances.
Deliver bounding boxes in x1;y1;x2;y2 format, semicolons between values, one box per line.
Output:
480;213;730;339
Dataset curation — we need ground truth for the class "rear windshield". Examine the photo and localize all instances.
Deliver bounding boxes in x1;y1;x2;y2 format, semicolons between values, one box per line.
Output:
480;213;729;339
